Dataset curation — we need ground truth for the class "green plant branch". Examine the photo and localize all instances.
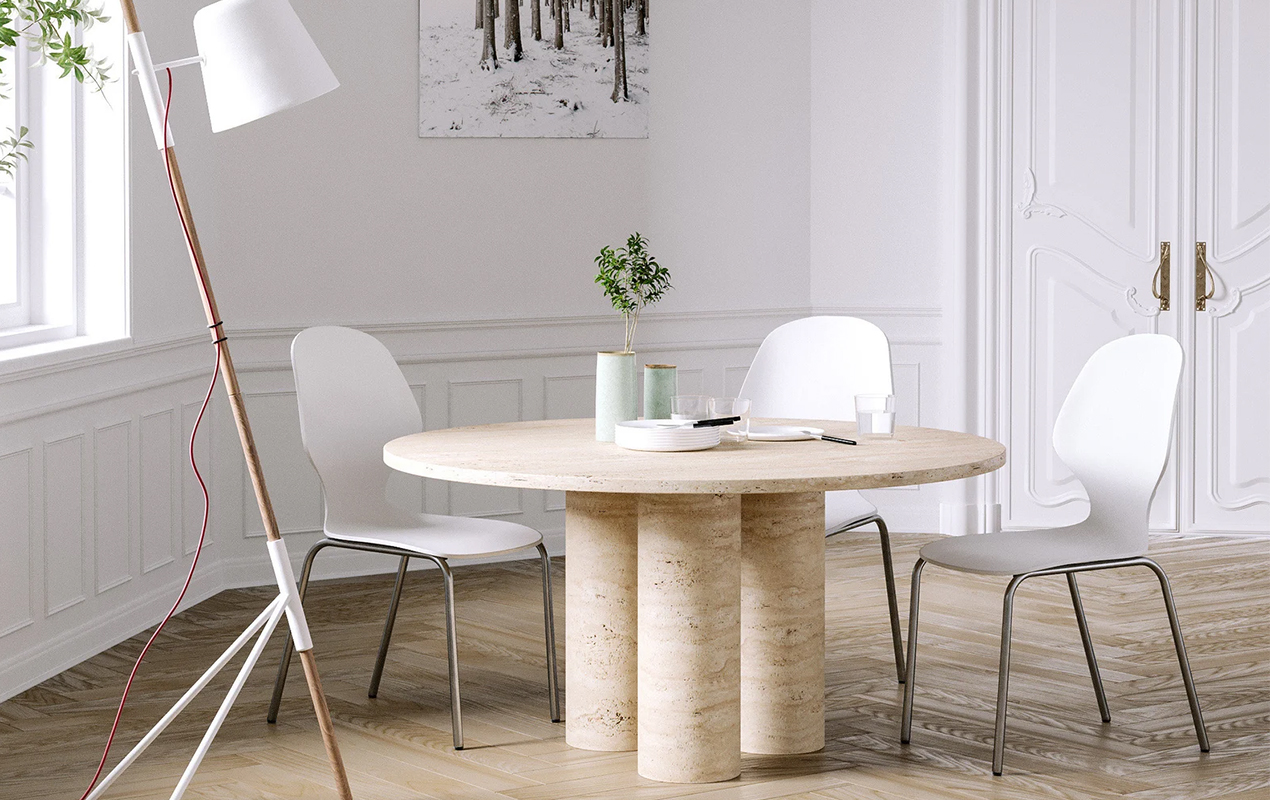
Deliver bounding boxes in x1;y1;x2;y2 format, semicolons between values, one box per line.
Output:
595;232;670;354
0;0;111;182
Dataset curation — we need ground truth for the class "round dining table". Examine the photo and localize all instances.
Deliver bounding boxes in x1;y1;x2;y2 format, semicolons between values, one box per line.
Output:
384;418;1006;784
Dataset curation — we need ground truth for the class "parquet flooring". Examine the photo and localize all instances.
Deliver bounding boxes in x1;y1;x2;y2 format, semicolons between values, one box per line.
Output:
1;534;1266;799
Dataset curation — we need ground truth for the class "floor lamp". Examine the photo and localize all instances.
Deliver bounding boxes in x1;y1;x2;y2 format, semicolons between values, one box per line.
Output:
85;1;353;798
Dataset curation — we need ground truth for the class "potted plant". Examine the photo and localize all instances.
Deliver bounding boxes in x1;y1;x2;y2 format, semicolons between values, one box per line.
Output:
593;232;671;441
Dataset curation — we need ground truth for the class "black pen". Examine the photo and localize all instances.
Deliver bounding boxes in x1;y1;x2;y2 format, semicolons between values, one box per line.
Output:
801;431;856;445
819;434;858;446
656;416;742;428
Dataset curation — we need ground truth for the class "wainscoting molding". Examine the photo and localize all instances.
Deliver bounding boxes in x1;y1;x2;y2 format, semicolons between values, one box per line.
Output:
0;305;943;701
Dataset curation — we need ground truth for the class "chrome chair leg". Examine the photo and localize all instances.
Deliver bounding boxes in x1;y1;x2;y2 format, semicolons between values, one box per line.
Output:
436;557;464;750
368;555;411;699
267;539;333;724
1141;558;1210;752
993;574;1026;775
829;514;906;683
900;558;926;743
1067;573;1111;723
537;544;562;723
874;517;907;683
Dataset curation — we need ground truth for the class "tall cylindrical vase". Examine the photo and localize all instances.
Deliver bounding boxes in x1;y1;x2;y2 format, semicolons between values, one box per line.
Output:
643;364;677;420
596;351;638;442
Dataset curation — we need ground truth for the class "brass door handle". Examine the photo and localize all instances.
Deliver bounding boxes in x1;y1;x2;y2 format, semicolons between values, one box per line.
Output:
1151;242;1171;311
1196;242;1216;311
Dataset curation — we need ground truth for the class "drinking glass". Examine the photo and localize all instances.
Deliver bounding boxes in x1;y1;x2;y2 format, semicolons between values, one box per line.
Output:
855;394;896;437
671;394;711;421
710;397;752;442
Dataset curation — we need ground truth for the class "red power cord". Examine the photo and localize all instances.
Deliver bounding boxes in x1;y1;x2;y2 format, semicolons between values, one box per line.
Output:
79;69;222;800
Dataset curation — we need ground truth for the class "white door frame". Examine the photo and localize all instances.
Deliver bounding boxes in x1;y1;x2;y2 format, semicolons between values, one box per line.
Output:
942;0;1004;535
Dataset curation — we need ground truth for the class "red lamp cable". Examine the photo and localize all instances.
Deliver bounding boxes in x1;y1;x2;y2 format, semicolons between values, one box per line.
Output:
79;68;222;800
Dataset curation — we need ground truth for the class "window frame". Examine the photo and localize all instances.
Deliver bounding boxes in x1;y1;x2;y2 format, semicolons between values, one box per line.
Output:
0;13;128;354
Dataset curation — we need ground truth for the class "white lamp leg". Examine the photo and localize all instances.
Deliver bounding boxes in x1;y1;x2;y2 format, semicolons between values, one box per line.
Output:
170;599;290;800
83;595;288;800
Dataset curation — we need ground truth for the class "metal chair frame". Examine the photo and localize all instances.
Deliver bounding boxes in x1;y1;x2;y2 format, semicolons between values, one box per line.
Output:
828;513;905;683
267;537;561;750
900;554;1209;775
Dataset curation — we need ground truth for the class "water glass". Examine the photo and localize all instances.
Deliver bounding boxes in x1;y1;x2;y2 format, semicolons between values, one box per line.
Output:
710;397;752;442
855;394;896;436
671;394;711;421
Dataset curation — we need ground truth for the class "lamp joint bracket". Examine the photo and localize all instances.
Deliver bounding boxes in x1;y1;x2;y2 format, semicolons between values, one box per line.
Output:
133;55;205;76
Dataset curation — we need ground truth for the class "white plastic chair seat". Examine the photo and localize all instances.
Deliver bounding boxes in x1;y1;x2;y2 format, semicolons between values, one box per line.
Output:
325;513;543;561
918;524;1146;577
826;490;879;533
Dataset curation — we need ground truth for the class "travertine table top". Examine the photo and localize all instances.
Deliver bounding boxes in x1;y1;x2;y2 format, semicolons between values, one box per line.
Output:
384;418;1006;494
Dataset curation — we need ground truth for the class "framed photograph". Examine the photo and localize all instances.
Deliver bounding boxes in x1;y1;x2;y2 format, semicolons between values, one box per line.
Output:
419;0;649;138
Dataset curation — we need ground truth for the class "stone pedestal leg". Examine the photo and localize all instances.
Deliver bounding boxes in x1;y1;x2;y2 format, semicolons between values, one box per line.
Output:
741;492;825;754
565;491;638;751
638;493;742;783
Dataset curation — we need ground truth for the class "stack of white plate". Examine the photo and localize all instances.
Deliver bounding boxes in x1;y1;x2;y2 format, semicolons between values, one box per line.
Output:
614;420;722;452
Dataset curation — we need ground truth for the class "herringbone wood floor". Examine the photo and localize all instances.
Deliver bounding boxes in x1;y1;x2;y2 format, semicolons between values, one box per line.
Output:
1;534;1266;799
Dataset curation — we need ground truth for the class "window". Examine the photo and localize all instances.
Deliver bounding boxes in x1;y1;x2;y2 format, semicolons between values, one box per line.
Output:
0;10;127;353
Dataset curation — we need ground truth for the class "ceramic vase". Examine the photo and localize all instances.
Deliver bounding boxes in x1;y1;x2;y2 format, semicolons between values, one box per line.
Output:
643;364;677;420
596;351;638;441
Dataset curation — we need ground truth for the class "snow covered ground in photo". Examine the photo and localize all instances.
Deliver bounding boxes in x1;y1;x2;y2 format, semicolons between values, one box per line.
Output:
419;3;649;138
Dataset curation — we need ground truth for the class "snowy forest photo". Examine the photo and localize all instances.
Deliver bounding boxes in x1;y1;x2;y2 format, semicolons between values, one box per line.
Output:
419;0;650;138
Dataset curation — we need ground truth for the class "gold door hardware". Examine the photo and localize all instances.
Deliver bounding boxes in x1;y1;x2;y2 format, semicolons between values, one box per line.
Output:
1151;241;1171;311
1196;242;1216;311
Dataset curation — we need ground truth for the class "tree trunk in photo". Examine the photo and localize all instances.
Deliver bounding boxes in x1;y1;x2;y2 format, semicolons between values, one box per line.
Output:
553;0;565;49
598;0;607;42
505;0;523;59
611;0;627;101
589;0;597;19
606;0;615;47
563;0;571;32
531;0;542;40
481;0;499;69
636;0;646;35
476;0;483;29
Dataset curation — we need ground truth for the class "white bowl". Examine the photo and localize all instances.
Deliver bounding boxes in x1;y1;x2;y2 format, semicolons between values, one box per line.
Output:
614;420;722;452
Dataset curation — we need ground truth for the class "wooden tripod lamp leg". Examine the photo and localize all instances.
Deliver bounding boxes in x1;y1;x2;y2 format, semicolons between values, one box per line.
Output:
116;2;354;797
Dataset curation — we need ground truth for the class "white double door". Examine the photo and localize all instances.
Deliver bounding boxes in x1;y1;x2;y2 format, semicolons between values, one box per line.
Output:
1000;0;1270;534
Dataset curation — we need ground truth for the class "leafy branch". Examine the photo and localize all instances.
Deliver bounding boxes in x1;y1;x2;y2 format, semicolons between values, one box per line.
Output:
0;123;30;179
0;0;111;183
594;232;671;353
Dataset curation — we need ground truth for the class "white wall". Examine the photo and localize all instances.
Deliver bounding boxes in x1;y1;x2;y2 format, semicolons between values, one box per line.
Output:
810;0;950;311
0;0;958;701
648;1;811;313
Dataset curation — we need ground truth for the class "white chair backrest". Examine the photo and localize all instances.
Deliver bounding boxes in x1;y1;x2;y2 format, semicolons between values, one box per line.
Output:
739;316;893;422
1053;334;1182;550
291;326;422;526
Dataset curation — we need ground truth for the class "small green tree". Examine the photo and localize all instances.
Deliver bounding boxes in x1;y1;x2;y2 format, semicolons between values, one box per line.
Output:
0;0;111;179
594;232;670;353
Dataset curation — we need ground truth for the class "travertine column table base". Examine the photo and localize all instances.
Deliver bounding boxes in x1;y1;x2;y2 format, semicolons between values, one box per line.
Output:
638;493;743;783
564;492;638;751
741;492;826;754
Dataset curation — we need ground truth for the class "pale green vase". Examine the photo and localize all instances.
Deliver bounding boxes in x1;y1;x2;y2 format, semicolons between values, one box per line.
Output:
643;364;677;420
595;351;638;442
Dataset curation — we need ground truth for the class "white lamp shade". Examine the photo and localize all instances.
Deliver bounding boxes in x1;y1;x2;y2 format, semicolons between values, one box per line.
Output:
194;0;339;132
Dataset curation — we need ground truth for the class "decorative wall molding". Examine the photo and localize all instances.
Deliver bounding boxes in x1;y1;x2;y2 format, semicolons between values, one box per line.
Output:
0;305;945;702
1014;168;1065;220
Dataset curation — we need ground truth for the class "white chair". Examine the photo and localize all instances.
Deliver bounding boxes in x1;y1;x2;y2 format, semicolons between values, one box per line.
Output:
739;316;906;682
900;334;1209;774
266;326;560;750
